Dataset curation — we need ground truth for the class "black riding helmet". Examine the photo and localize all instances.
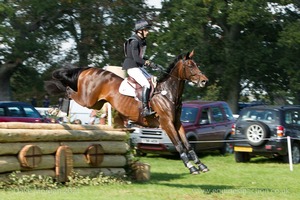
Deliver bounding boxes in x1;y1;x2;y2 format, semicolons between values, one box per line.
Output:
134;19;152;32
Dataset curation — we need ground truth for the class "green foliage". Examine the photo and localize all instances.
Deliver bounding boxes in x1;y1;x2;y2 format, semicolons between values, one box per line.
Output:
1;171;59;191
65;171;131;187
10;65;44;103
151;0;300;109
1;0;300;106
0;171;130;191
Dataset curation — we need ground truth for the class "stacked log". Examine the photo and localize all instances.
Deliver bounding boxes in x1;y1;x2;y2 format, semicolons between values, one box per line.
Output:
0;122;130;182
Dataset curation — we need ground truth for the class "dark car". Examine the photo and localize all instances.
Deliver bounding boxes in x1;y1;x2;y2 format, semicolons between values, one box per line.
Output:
231;105;300;163
0;101;49;123
130;101;235;155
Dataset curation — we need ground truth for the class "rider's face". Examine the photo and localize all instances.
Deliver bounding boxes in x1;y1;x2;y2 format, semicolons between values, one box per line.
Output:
143;29;149;37
138;29;149;38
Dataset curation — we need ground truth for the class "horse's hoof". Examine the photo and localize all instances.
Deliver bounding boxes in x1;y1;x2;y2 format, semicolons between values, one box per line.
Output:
199;163;209;173
189;166;199;175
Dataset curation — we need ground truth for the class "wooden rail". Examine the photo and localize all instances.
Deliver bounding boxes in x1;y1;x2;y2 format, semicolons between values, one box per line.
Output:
0;122;131;182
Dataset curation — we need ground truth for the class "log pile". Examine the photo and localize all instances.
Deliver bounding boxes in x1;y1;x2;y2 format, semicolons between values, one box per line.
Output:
0;122;130;182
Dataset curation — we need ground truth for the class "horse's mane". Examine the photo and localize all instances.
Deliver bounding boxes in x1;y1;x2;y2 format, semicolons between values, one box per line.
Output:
157;53;184;82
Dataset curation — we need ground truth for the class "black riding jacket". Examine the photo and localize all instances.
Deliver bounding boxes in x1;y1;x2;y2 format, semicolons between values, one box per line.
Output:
122;34;147;70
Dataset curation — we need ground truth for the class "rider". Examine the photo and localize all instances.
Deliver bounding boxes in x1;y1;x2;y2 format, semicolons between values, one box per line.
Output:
122;19;157;116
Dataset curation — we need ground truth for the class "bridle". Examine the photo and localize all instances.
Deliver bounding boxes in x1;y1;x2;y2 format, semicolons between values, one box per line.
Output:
158;58;203;81
181;59;203;81
153;58;205;104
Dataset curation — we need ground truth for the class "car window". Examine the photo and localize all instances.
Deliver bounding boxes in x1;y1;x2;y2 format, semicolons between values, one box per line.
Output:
285;110;300;125
199;108;210;125
223;104;234;121
240;110;277;122
0;108;5;116
181;107;198;123
8;106;23;117
24;107;41;118
211;106;224;123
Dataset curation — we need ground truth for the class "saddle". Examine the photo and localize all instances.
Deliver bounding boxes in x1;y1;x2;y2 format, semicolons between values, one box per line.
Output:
119;76;157;101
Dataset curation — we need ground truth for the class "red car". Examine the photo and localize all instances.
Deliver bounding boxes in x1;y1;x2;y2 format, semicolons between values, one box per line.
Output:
0;101;49;123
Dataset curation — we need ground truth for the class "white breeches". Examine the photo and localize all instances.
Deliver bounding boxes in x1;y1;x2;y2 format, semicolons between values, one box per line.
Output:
127;67;151;88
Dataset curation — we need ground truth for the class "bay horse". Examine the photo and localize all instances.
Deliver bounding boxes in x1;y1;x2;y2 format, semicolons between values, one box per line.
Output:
45;51;209;174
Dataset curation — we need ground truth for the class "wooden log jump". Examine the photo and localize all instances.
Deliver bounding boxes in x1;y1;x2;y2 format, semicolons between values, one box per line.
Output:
0;122;131;182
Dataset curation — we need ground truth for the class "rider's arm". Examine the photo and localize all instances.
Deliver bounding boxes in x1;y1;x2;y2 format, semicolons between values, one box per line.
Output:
130;40;146;67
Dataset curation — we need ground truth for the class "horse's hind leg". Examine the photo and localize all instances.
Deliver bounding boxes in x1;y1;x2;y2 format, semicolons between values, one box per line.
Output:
66;86;92;107
178;125;209;173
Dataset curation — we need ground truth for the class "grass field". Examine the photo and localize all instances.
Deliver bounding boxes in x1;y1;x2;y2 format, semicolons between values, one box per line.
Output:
0;153;298;200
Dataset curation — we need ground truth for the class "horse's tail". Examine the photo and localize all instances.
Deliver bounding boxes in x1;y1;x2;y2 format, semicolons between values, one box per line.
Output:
44;67;89;95
44;80;66;95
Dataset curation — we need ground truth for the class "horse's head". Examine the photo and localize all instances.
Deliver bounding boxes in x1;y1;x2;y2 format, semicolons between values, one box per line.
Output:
179;50;208;87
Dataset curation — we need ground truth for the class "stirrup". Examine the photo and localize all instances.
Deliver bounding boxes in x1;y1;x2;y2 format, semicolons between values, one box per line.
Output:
143;108;155;116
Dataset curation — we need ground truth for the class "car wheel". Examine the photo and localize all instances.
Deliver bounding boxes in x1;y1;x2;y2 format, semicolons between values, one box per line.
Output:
188;136;197;152
234;152;250;163
283;143;300;164
245;122;269;147
220;136;233;155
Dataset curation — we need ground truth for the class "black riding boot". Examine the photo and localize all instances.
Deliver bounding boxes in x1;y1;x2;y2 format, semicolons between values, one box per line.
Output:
142;86;155;116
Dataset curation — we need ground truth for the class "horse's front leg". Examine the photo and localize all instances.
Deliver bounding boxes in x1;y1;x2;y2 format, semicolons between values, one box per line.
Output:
161;120;199;175
178;149;199;175
178;125;209;173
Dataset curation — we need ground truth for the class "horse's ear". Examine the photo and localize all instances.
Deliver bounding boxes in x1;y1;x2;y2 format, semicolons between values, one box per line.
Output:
189;50;194;59
185;50;194;60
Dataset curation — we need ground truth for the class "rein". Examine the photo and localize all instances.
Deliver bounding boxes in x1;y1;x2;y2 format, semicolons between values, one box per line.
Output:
161;59;200;81
153;59;195;105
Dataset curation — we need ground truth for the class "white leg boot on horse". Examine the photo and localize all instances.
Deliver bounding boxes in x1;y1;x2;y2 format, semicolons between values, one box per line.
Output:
180;152;199;175
188;150;209;173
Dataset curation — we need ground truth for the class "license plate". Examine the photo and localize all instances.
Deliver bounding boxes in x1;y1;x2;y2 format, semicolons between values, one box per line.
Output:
141;139;159;144
234;146;253;152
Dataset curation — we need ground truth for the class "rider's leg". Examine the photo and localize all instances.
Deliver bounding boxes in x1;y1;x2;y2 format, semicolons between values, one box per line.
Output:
142;86;155;116
127;68;154;116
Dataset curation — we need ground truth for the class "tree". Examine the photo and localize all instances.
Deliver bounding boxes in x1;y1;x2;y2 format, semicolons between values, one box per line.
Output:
0;0;151;101
10;65;44;105
152;0;299;113
0;0;67;100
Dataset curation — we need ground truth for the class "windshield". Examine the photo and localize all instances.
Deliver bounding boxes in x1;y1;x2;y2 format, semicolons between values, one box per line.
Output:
180;107;198;123
24;106;41;118
240;109;278;123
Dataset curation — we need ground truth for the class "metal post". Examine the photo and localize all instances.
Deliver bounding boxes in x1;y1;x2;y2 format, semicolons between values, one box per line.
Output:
107;103;112;126
287;136;293;171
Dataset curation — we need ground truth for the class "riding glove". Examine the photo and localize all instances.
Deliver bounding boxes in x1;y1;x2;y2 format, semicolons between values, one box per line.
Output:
145;60;156;68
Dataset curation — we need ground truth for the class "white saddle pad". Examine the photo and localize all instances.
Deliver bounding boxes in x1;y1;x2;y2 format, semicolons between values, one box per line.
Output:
119;78;136;97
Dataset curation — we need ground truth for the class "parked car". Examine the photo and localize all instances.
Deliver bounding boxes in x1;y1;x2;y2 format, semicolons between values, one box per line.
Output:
0;101;51;123
231;105;300;163
130;101;235;156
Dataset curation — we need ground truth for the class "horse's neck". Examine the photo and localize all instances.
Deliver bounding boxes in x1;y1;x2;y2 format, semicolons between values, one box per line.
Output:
157;77;185;104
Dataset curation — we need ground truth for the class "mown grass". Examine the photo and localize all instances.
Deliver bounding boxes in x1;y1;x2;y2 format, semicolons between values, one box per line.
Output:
0;153;298;200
